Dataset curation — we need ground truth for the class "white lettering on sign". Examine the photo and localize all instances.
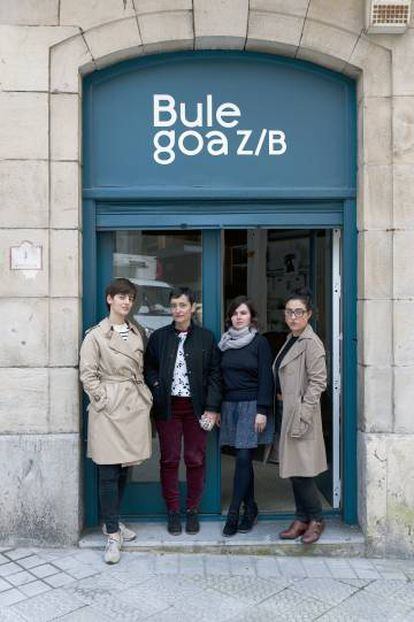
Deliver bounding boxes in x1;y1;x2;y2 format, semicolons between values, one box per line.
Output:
152;94;287;165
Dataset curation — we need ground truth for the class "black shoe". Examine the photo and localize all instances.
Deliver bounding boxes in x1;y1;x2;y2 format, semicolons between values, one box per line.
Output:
185;509;200;534
238;502;258;533
222;512;239;537
167;511;182;535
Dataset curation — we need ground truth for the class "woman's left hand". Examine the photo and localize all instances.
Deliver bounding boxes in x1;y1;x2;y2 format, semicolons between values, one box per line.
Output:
255;414;267;433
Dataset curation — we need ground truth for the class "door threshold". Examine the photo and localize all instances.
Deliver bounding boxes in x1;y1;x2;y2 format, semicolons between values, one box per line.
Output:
79;518;365;557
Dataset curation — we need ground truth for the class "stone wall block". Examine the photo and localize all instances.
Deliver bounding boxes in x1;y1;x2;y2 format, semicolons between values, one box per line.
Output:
134;0;191;12
394;367;414;434
0;26;78;91
50;34;95;94
358;230;392;300
50;162;80;229
139;11;193;53
307;0;364;34
60;0;135;30
246;11;303;56
393;96;414;165
250;0;309;16
386;437;414;556
357;164;392;231
50;298;80;366
0;369;48;434
0;93;48;159
50;230;80;298
362;97;392;165
394;231;414;299
0;230;49;297
0;161;48;228
0;299;48;367
348;37;391;98
49;368;80;433
194;0;248;49
393;164;414;229
0;0;58;25
84;17;143;69
298;20;358;70
393;301;414;366
392;29;414;96
0;434;80;545
358;365;392;433
357;300;392;366
50;94;80;161
358;431;388;551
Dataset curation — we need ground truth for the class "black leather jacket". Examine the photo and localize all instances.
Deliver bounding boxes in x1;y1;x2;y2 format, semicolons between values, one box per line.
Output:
144;321;222;420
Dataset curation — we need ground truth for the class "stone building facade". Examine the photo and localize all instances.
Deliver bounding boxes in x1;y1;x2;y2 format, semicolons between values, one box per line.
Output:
0;0;413;556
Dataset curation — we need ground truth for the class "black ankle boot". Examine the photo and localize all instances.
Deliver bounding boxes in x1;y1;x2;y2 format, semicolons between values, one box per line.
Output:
222;512;239;537
238;502;258;533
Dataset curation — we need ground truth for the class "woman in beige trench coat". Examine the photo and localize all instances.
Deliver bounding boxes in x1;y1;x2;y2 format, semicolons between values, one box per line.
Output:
80;278;152;564
273;288;327;545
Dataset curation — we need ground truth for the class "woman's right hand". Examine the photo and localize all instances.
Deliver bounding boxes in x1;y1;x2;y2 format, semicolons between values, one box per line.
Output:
215;413;221;427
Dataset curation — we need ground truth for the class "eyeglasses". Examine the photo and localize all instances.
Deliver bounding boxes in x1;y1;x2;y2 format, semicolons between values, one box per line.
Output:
284;308;307;318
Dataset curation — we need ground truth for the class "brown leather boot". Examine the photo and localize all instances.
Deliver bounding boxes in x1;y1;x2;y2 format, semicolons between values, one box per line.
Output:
279;520;309;540
301;520;325;544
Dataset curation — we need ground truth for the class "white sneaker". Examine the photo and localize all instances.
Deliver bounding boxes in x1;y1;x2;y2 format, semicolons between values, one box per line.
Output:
104;532;123;564
102;522;136;542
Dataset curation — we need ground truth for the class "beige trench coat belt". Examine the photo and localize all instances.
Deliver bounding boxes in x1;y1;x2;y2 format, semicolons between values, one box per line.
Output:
100;374;144;385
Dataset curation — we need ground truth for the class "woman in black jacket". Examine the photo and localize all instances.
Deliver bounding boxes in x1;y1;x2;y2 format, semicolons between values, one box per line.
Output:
218;296;274;537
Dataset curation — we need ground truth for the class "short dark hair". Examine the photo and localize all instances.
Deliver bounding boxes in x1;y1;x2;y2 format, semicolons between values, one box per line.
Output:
285;287;313;311
225;295;258;328
169;286;195;304
105;278;136;311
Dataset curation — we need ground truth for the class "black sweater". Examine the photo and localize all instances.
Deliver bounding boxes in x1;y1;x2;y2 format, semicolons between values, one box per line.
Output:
220;334;274;415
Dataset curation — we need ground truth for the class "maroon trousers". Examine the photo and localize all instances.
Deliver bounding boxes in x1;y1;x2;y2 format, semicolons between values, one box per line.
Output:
155;397;208;512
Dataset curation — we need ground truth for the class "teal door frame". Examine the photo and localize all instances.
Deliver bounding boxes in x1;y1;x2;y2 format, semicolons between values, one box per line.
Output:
82;199;357;526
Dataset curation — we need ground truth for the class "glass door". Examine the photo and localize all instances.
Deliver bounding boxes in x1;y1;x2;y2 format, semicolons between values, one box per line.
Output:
96;229;221;517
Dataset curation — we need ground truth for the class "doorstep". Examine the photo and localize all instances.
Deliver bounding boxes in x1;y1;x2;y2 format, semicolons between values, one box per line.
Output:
79;518;365;557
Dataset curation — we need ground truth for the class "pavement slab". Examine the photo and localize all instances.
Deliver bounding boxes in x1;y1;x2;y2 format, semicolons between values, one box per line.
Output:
0;549;411;621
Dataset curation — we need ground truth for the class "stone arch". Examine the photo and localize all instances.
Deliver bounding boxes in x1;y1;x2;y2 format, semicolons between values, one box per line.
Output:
47;6;396;550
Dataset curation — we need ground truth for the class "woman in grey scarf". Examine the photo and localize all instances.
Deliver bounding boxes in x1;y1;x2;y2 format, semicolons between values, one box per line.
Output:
218;296;274;537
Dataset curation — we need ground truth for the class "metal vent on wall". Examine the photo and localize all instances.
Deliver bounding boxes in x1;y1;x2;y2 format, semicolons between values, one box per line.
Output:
366;0;411;32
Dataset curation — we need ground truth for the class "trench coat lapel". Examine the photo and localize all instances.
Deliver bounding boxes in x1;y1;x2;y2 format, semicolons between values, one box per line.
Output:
100;318;143;362
277;324;314;370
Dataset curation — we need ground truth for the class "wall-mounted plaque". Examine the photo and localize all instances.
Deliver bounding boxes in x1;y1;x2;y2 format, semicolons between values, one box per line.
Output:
10;241;43;271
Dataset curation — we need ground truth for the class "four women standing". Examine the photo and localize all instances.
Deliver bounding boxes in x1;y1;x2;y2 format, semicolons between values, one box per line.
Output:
80;281;328;562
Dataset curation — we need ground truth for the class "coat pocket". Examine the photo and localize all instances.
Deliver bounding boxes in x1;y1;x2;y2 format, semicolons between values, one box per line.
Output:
288;400;315;440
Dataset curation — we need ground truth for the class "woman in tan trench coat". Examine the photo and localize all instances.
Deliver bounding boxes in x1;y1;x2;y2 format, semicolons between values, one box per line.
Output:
80;278;152;564
273;288;327;545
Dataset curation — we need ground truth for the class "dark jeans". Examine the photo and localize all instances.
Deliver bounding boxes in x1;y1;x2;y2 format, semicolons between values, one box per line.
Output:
291;476;322;522
98;464;128;534
156;397;208;512
229;448;255;515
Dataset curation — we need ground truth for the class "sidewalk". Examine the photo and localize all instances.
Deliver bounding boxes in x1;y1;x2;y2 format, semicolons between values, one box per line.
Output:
0;545;414;621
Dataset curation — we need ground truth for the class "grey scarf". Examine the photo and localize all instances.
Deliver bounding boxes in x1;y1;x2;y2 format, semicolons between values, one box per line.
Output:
218;326;258;352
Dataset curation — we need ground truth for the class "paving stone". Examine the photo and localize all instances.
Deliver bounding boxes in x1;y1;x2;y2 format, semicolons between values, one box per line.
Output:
0;606;26;621
18;581;51;598
59;606;112;621
17;555;46;570
364;578;410;598
301;558;332;577
0;578;12;593
0;589;27;607
255;556;282;577
179;553;205;575
0;554;11;566
205;554;231;575
6;571;36;587
169;587;247;621
43;572;76;588
154;553;180;574
389;582;414;607
289;577;358;605
10;588;86;622
65;574;126;605
4;550;34;562
0;562;23;577
320;590;413;621
276;557;307;578
229;555;257;576
29;564;59;579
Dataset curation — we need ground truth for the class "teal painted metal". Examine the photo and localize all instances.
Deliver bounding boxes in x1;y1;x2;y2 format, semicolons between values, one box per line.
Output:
342;200;358;524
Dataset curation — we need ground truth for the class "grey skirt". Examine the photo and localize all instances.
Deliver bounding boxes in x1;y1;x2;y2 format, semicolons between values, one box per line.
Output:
219;400;275;449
